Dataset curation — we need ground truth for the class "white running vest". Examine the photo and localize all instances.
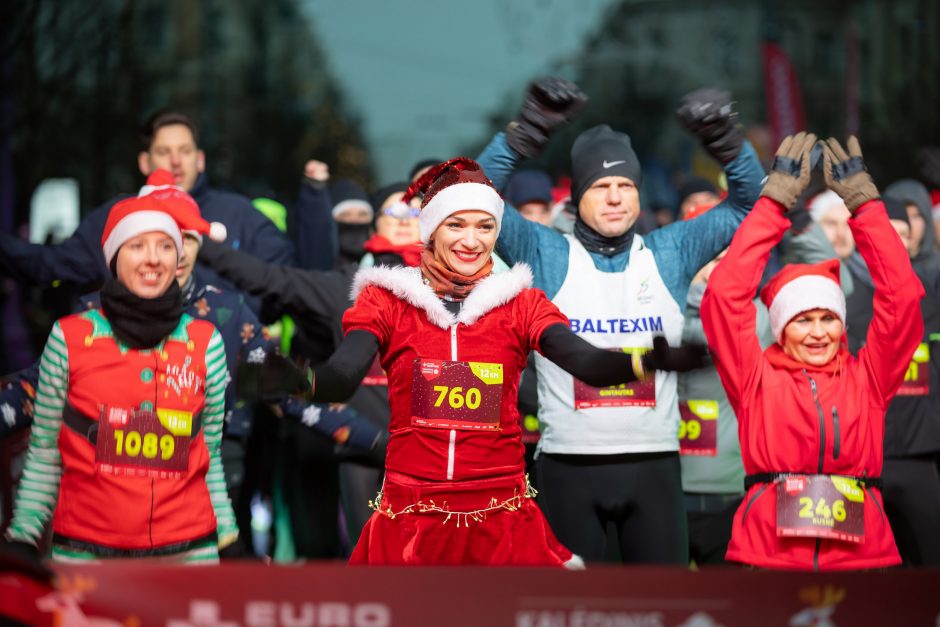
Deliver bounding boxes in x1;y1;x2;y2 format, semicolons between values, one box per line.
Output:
535;234;685;454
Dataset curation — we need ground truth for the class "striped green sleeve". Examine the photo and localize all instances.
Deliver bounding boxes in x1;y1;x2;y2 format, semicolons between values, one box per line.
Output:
6;323;68;546
202;329;238;546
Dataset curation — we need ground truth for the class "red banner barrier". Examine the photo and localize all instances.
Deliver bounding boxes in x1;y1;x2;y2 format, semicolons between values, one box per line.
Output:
762;42;807;147
2;563;939;626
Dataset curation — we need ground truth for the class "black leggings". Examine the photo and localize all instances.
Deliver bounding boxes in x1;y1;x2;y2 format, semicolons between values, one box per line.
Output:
535;451;688;564
883;455;940;567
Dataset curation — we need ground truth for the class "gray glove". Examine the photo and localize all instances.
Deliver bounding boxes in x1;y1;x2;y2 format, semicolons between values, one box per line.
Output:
822;136;879;213
761;132;818;210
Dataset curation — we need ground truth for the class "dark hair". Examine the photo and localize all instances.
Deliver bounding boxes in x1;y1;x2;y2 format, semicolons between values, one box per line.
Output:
140;110;199;150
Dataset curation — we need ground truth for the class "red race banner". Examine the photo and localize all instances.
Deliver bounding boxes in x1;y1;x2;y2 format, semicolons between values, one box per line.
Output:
762;41;807;147
2;563;938;627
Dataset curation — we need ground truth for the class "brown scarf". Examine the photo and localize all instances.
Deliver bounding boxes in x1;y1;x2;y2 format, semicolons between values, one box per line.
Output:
420;247;494;301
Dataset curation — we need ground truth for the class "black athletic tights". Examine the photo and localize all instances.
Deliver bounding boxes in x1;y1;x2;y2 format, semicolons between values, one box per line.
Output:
535;451;688;564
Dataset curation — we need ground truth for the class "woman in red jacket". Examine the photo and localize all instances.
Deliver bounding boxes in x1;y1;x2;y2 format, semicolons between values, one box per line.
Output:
701;133;924;570
265;158;704;566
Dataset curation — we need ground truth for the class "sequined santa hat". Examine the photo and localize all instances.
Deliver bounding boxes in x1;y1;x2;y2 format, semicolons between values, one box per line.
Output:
760;258;845;343
137;169;227;244
386;157;504;243
101;170;226;267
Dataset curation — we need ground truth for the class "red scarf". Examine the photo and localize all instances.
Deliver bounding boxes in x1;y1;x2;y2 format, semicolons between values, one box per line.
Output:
362;234;424;267
764;342;850;375
420;248;494;301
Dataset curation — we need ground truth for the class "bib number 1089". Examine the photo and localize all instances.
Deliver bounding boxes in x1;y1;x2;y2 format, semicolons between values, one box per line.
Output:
433;385;481;410
113;429;175;461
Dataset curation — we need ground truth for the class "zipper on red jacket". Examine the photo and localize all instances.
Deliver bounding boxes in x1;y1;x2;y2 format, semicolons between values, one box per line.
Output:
446;325;458;481
831;407;841;459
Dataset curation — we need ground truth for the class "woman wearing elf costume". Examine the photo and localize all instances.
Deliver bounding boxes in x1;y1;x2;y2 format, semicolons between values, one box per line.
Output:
282;157;706;566
4;192;237;563
701;133;924;570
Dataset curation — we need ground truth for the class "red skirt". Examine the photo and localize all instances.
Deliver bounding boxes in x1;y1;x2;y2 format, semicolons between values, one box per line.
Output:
349;471;580;567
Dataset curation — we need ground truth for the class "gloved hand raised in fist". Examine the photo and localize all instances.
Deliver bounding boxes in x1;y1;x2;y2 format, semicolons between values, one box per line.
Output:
675;88;743;165
639;335;708;378
237;352;312;403
822;136;879;213
761;132;818;211
506;77;587;158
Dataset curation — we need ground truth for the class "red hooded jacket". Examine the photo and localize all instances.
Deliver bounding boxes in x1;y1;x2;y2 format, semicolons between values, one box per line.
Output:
701;197;924;570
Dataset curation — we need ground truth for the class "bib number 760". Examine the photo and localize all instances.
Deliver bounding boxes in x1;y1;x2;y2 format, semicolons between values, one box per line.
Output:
433;385;481;410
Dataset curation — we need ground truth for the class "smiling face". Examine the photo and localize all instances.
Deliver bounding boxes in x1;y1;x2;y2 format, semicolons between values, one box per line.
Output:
430;210;497;276
577;175;640;237
115;231;179;298
781;308;844;366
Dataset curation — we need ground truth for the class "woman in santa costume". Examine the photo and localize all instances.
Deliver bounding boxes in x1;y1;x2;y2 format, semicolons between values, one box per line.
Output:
276;157;705;566
3;192;237;563
701;133;924;570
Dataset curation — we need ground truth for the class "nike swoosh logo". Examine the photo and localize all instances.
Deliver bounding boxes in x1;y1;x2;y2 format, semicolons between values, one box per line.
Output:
603;160;626;168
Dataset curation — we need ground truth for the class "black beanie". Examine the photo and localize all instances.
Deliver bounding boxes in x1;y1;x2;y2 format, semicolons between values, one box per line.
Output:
570;125;642;207
330;179;373;221
678;176;718;205
371;181;410;226
882;196;910;227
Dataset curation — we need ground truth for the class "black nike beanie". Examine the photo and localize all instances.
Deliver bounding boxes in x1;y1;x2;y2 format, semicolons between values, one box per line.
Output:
570;125;642;208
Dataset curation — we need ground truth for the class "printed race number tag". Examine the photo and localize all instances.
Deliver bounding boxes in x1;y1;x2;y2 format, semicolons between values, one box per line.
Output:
96;407;193;479
573;347;654;409
679;400;718;456
898;343;930;396
776;475;865;544
362;354;388;386
411;359;503;430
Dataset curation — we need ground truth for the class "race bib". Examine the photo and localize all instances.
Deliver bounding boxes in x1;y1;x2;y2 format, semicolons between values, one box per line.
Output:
678;400;718;456
897;343;930;396
362;354;388;387
776;475;865;544
572;347;655;409
95;407;193;479
411;359;503;431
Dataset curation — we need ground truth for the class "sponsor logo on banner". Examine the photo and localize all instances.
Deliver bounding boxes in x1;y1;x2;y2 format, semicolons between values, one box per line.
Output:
168;599;392;627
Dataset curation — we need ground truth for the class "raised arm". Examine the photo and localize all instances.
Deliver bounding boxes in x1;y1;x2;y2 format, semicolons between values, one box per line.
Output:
820;137;925;401
0;203;114;286
702;133;817;412
198;239;347;319
292;160;337;271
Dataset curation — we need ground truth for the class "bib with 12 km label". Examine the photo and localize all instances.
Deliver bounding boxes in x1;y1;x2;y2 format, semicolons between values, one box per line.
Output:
411;359;503;430
572;347;654;409
678;400;718;456
776;474;865;544
95;406;193;479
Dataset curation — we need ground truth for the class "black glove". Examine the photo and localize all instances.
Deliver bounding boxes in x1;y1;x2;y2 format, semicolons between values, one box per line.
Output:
237;352;312;403
640;336;708;374
218;538;254;560
0;539;53;583
786;203;813;235
675;88;744;164
505;77;587;158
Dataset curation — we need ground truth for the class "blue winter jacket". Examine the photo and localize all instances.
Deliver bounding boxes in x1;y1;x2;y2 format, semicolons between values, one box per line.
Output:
476;132;766;305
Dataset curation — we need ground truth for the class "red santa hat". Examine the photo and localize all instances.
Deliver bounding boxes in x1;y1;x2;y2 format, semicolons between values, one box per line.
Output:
389;157;504;243
137;169;227;244
102;171;226;266
760;258;846;343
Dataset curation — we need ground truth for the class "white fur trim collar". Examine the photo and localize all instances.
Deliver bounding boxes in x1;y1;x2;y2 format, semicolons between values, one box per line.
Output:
350;263;533;329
